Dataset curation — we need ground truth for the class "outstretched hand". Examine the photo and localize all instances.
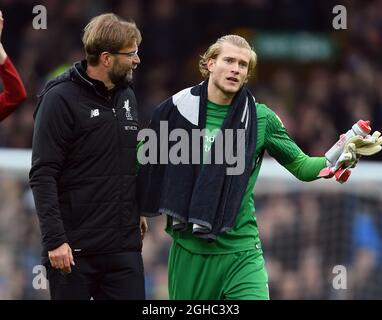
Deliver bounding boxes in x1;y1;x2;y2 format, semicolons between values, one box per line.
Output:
319;131;382;183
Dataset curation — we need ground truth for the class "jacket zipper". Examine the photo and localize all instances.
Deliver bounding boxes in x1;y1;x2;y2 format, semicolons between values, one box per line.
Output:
112;101;124;241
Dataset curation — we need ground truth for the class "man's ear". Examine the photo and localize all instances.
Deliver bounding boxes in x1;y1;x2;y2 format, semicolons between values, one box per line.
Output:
99;52;112;67
207;58;215;73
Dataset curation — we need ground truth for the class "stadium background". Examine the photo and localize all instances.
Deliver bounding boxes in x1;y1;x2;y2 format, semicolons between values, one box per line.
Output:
0;0;382;299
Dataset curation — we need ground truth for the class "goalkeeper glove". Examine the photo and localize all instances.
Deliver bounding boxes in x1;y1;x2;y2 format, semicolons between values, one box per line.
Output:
346;131;382;156
319;141;359;183
332;141;358;171
319;131;382;183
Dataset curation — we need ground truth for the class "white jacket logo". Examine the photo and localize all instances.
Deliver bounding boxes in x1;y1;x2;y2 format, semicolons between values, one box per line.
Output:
123;99;133;120
90;109;99;118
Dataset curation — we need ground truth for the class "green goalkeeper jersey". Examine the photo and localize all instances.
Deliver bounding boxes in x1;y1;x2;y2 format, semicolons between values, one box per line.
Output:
166;100;326;254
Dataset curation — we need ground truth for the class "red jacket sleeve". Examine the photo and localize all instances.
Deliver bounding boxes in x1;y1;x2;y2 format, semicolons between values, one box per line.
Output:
0;56;27;121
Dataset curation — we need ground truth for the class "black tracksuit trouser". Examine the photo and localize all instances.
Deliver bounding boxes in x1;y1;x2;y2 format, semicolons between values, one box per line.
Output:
46;251;145;300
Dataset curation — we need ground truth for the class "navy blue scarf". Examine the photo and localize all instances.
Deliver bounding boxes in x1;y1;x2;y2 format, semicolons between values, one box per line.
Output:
138;80;258;241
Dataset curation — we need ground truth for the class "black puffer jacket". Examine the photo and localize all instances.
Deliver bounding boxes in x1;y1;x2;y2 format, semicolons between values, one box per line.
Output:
29;60;141;261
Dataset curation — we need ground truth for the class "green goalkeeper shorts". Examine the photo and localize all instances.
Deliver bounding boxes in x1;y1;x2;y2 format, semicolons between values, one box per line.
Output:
168;241;269;300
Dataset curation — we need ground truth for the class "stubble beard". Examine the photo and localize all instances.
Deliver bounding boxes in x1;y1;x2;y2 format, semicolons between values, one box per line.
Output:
109;64;133;86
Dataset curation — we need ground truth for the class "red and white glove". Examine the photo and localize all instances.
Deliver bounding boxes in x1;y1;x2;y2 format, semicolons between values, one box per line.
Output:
319;142;358;184
319;131;382;183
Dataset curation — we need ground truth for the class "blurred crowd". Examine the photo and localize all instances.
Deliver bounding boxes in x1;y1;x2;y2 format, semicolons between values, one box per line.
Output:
257;189;382;299
0;0;382;299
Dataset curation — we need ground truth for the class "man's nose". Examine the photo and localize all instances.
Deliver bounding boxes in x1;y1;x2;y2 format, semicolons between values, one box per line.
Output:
134;54;141;64
231;63;240;74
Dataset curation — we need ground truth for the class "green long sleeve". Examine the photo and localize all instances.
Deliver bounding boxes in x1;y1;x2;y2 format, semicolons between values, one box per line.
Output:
284;153;327;182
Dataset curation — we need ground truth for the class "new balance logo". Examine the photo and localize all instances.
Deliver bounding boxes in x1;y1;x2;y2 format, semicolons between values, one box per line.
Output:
90;109;100;118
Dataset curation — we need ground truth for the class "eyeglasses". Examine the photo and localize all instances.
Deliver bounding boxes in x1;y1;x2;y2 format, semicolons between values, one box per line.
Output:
109;49;139;58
